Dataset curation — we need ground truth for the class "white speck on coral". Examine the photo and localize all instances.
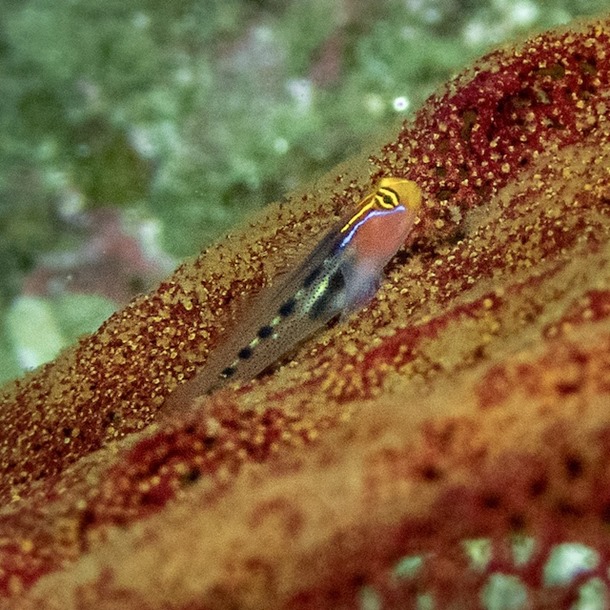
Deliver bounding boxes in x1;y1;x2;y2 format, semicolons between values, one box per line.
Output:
463;538;492;572
511;535;536;567
393;96;410;112
481;573;528;610
359;586;381;610
393;554;423;579
273;138;289;154
575;578;608;610
544;543;599;586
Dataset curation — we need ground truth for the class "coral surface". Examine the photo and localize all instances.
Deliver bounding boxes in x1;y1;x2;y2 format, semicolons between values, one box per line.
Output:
2;16;610;609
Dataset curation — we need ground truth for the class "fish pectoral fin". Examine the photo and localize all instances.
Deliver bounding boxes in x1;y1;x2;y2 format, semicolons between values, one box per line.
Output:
340;271;381;320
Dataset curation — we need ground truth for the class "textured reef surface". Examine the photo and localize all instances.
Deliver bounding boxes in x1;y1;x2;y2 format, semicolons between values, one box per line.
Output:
2;16;610;609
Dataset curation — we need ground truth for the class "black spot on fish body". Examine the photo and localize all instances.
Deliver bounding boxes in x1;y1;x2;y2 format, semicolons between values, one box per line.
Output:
303;265;322;288
238;346;253;360
279;298;296;317
258;325;273;339
328;270;346;293
221;366;236;378
308;270;346;321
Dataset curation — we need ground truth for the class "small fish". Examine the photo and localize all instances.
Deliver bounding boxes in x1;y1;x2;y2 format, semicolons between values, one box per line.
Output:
163;177;422;410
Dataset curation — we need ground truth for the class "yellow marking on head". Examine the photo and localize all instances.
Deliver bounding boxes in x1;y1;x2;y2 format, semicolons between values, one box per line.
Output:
340;177;421;234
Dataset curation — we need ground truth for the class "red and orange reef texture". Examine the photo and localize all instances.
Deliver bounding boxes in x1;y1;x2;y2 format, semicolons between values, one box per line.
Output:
2;16;610;610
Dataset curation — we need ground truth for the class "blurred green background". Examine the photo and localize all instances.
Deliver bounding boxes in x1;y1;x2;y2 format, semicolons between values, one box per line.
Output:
0;0;606;384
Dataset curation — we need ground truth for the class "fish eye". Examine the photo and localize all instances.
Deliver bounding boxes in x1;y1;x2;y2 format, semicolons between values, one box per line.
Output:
383;195;394;205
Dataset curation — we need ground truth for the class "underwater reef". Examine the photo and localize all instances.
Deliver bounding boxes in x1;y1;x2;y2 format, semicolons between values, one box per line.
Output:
2;14;610;609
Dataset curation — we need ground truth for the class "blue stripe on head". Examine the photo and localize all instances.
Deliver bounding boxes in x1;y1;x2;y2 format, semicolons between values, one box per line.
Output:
338;206;406;250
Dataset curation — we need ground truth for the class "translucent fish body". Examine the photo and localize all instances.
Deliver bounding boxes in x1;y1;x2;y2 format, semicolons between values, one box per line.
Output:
163;177;421;409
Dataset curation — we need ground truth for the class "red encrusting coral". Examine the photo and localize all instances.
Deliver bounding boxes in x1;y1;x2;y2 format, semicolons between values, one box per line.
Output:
2;16;610;609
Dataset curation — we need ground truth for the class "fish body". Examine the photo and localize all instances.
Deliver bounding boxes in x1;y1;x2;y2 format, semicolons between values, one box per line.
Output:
163;177;421;410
